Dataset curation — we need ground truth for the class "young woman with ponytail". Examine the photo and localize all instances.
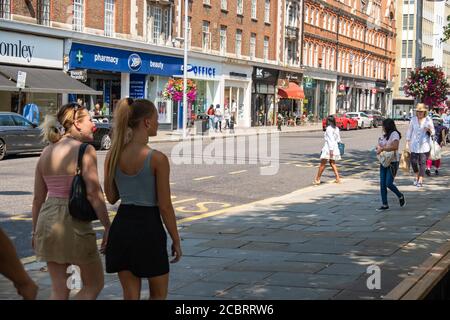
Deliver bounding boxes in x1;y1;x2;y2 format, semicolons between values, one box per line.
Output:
104;98;182;300
32;103;111;300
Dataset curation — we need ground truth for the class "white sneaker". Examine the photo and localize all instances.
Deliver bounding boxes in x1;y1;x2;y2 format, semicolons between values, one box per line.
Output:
413;179;418;186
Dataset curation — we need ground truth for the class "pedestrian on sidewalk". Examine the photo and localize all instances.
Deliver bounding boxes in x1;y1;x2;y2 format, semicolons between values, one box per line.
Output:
229;114;235;134
406;103;435;188
0;227;38;299
224;106;231;129
33;103;111;300
215;104;223;133
376;119;406;212
207;104;215;131
104;98;182;300
426;118;448;176
314;115;342;185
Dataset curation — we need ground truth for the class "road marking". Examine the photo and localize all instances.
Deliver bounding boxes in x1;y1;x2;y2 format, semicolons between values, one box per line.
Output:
229;170;247;175
172;198;197;204
176;201;231;214
295;164;315;168
193;176;215;181
10;215;32;221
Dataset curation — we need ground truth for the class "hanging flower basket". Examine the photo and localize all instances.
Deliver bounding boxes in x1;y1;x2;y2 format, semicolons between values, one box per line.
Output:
162;78;197;103
403;66;450;108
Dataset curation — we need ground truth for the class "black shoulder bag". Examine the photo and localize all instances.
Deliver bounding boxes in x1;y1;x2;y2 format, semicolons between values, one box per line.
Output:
69;143;98;221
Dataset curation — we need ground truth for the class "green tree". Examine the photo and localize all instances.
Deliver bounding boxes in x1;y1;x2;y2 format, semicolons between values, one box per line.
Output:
443;15;450;42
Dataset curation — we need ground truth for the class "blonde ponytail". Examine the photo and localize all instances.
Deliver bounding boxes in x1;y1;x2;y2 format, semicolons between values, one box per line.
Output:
39;115;64;144
107;99;132;183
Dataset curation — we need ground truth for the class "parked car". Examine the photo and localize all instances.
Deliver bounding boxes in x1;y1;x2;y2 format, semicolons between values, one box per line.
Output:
322;113;358;131
0;112;46;161
91;115;112;150
360;110;385;128
345;112;372;129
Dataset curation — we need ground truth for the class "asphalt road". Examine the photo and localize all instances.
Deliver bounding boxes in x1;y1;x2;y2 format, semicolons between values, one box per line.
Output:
0;124;408;259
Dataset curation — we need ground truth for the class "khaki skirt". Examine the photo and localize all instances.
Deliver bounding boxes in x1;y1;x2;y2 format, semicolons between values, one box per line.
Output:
35;197;100;265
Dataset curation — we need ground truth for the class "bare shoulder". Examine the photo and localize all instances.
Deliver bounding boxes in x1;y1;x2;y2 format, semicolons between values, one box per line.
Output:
152;150;169;163
151;150;170;169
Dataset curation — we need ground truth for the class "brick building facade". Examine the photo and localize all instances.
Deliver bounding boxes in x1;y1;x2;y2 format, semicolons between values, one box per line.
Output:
0;0;397;129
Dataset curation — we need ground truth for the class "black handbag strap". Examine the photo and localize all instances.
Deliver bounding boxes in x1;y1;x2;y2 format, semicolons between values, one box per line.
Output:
76;143;89;175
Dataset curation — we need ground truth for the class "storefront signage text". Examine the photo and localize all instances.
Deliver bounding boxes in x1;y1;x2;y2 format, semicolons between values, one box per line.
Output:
187;64;216;78
0;31;63;68
69;43;183;76
0;40;34;63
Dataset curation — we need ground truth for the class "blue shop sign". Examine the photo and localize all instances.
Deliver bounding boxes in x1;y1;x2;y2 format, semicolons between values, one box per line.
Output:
69;43;183;76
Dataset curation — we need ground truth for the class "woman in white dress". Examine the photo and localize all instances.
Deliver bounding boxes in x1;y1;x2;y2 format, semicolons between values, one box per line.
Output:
314;115;342;185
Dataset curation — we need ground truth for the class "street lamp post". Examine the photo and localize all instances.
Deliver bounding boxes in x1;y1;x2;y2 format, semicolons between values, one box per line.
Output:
182;0;189;139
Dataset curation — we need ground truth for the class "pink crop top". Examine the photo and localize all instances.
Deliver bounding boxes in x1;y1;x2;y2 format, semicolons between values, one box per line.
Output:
43;175;74;199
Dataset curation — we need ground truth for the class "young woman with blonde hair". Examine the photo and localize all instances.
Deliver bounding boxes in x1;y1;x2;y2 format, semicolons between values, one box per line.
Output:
32;103;111;300
104;98;182;300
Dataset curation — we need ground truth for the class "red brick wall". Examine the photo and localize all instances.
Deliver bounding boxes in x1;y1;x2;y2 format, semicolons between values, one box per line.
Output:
179;0;277;60
85;0;104;31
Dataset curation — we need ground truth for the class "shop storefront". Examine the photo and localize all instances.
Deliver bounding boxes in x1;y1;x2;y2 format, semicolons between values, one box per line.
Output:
222;63;252;128
277;71;304;122
68;42;183;125
336;77;377;113
303;73;335;121
172;58;222;129
0;31;99;121
252;67;279;126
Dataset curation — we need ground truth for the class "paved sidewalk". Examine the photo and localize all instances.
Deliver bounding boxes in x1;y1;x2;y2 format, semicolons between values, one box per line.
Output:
150;123;323;143
1;151;449;300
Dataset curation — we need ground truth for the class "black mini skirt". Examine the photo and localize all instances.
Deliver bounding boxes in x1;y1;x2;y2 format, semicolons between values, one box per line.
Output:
105;204;169;278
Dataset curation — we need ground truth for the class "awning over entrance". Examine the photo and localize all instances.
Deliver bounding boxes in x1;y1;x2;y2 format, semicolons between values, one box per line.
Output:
0;74;18;91
0;65;102;95
278;82;305;100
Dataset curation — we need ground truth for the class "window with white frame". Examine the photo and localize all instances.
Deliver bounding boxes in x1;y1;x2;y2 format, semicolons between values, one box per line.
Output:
327;15;331;30
73;0;84;32
203;21;211;51
104;0;114;37
287;2;298;27
305;6;309;24
251;0;257;19
310;8;314;24
265;0;270;23
321;47;326;69
221;0;227;11
303;43;308;65
235;29;242;57
286;40;297;65
332;16;336;32
37;0;50;26
309;43;313;67
337;52;341;72
315;10;319;26
237;0;243;15
331;49;335;70
203;0;211;5
264;36;269;61
0;0;11;19
314;44;318;67
187;17;192;48
146;3;170;45
220;26;227;55
323;13;327;29
250;33;256;58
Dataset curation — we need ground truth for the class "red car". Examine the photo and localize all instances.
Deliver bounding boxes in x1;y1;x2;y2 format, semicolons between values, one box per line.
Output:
322;113;358;131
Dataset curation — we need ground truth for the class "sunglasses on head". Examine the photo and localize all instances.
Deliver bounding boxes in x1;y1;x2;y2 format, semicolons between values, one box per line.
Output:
67;103;84;121
126;97;134;105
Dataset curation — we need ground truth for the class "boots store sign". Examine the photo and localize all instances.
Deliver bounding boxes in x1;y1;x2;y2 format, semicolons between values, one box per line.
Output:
0;31;63;68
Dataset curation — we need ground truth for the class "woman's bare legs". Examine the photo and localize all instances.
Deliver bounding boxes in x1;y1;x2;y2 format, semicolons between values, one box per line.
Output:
74;259;104;300
47;262;70;300
148;273;169;300
314;159;328;183
329;160;341;182
118;271;141;300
